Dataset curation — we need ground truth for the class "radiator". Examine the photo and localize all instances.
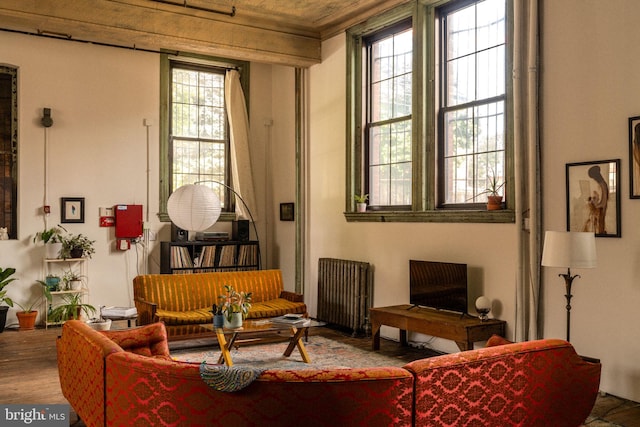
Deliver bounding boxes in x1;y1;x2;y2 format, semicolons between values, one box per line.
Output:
317;258;373;336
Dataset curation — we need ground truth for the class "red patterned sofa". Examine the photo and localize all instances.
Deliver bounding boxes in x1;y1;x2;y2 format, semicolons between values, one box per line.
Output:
133;269;306;339
57;320;601;427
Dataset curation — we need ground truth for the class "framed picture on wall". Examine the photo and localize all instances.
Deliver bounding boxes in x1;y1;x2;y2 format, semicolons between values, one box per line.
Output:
280;203;294;221
566;159;620;237
629;116;640;198
61;197;85;224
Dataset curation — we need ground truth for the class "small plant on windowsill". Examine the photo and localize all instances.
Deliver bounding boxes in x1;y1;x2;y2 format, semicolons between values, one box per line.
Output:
481;173;505;211
354;194;369;213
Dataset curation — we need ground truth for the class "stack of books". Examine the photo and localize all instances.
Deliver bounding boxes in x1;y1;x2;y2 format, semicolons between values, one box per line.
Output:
101;306;137;317
271;314;308;325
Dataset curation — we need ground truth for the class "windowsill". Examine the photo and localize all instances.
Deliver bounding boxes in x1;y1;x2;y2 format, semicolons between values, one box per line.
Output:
344;209;515;223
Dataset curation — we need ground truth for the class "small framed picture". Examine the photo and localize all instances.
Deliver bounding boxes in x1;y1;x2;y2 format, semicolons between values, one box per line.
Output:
61;197;85;223
566;159;620;237
280;203;294;221
629;116;640;198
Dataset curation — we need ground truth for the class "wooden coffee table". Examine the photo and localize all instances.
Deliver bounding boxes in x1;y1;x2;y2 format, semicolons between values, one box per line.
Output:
201;318;324;367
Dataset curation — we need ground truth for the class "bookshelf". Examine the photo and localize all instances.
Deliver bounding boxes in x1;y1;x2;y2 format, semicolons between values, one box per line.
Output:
160;241;260;274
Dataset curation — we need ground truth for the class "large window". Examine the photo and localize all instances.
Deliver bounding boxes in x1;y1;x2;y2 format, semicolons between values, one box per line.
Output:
170;62;229;204
159;55;248;221
440;0;506;207
365;20;413;208
347;0;512;222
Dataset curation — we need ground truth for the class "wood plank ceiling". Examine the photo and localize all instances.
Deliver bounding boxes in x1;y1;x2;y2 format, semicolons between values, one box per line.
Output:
0;0;410;67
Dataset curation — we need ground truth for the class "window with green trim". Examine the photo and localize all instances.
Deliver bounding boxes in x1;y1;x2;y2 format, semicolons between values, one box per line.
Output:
346;0;512;223
158;54;248;222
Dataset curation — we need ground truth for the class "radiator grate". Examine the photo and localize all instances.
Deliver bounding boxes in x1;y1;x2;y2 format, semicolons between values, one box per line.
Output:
317;258;372;336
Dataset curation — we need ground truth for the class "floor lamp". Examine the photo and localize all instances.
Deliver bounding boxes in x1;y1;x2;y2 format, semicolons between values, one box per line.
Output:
541;231;597;342
167;181;261;269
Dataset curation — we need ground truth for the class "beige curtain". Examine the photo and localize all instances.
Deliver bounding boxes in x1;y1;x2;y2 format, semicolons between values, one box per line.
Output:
513;0;541;341
225;69;258;221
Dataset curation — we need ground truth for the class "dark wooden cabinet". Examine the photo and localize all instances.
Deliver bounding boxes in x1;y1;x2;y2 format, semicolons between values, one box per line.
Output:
160;241;260;274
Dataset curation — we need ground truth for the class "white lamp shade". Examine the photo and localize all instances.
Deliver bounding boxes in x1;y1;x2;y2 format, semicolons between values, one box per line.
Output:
475;296;492;311
541;231;597;269
167;184;222;232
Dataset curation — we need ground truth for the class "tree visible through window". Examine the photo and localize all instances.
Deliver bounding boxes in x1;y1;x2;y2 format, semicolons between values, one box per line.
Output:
440;0;506;206
170;62;229;206
365;20;413;208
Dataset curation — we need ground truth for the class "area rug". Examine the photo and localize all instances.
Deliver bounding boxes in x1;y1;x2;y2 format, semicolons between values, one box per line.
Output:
171;336;426;370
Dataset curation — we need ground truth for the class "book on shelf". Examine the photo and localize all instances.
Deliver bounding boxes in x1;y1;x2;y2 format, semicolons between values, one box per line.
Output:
101;306;137;317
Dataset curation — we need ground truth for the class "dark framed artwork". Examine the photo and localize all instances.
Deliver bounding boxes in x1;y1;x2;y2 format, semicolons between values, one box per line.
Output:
61;197;85;223
566;159;620;237
629;116;640;198
279;203;294;221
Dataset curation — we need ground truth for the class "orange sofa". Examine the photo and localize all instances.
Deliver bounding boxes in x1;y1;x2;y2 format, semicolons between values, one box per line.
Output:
133;269;306;339
57;320;601;427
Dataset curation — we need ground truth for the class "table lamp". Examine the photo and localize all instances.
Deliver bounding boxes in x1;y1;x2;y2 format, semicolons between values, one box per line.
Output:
541;231;597;342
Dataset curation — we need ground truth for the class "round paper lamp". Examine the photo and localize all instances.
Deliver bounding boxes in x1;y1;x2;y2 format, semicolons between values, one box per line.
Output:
167;184;221;232
475;296;492;321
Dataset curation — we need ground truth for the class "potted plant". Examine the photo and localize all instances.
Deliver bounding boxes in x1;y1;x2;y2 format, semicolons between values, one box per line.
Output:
483;174;505;211
14;281;52;330
217;285;252;328
62;269;86;291
210;303;225;328
33;225;67;259
45;274;61;291
48;292;96;323
0;267;17;332
61;233;95;259
354;194;369;212
86;306;112;331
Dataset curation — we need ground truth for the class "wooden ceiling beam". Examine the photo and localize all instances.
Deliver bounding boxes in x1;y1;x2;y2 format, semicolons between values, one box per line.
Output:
0;0;322;67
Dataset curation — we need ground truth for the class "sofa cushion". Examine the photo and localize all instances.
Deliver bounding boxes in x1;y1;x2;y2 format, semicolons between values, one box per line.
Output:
100;322;170;357
485;334;513;347
247;298;307;319
155;307;213;325
155;299;307;325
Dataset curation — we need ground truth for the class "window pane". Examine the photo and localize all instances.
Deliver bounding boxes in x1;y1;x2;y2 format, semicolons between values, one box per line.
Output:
442;0;506;206
171;65;227;196
367;23;412;208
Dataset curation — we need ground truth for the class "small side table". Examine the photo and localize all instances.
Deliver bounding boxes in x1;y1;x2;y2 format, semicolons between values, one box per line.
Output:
100;314;138;328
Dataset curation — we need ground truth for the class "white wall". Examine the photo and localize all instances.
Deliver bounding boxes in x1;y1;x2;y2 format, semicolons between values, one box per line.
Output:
0;32;161;326
541;0;640;402
0;32;284;327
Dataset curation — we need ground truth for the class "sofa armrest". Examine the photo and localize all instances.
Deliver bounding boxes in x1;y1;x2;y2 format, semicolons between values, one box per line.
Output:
279;290;304;303
100;322;170;357
405;339;601;427
134;298;157;325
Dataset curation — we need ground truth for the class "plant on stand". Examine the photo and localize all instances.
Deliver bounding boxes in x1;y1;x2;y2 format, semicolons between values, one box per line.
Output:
61;233;95;259
33;225;67;259
0;267;17;332
217;285;252;328
48;292;95;323
62;268;86;291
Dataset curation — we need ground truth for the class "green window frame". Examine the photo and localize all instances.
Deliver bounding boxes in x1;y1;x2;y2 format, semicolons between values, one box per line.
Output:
158;53;249;222
346;0;514;223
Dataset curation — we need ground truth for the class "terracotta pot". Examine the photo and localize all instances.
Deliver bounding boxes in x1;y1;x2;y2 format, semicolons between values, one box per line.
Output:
487;195;503;210
16;311;38;331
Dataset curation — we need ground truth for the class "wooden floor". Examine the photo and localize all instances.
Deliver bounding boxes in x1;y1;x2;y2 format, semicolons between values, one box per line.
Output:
1;325;639;426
